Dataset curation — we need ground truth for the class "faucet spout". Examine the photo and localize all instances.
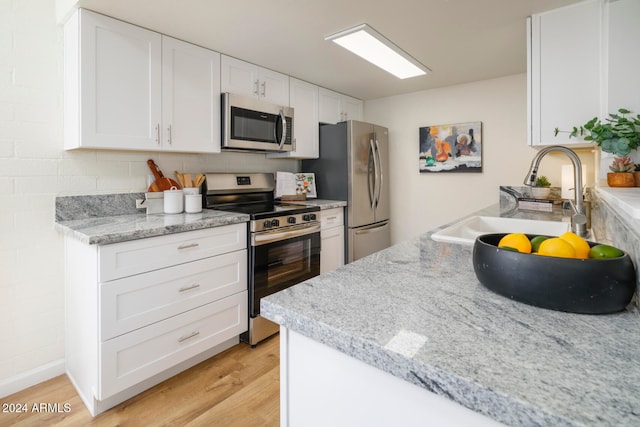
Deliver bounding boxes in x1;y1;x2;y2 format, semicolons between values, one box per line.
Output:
524;145;588;237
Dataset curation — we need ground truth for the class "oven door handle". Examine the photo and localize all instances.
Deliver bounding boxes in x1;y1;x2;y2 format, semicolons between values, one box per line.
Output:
252;223;321;246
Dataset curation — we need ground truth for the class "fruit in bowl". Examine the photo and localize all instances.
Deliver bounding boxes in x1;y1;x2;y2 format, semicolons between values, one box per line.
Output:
473;233;636;314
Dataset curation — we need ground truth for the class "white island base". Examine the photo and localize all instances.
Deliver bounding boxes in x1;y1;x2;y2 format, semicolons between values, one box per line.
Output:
280;327;505;427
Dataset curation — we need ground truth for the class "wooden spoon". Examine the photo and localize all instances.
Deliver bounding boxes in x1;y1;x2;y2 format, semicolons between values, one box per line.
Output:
184;173;193;188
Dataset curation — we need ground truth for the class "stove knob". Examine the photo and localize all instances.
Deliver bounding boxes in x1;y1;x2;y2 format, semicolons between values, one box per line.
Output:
302;214;311;221
263;220;272;229
287;216;296;224
271;219;280;227
309;213;317;221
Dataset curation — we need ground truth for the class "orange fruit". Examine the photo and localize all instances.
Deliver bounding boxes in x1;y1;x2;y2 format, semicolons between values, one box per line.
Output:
559;231;590;259
537;237;576;258
498;233;532;254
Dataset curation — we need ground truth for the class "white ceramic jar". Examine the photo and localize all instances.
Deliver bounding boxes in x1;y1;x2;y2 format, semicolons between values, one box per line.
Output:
163;187;184;214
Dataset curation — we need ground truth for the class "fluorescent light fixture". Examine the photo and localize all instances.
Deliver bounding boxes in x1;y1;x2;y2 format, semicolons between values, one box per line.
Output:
325;23;430;79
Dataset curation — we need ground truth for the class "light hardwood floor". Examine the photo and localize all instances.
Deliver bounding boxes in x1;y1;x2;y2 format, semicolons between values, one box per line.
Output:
0;335;279;427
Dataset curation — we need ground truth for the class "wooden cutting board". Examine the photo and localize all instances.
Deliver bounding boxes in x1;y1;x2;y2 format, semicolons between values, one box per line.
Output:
147;159;180;192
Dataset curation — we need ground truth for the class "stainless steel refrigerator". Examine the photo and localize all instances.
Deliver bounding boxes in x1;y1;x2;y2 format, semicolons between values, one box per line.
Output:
302;120;390;263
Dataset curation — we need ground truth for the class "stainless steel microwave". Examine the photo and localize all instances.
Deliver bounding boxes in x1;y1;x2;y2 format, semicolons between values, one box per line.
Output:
222;92;294;152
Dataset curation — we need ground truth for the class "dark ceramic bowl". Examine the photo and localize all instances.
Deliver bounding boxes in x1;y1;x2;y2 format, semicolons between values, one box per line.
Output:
473;233;637;314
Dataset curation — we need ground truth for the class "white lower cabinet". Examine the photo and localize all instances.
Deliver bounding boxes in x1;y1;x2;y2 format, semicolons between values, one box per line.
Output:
320;208;345;273
65;223;248;415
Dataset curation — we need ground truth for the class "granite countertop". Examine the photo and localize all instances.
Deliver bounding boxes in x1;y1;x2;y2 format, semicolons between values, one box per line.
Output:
54;194;345;245
54;192;249;245
55;209;249;245
261;203;640;426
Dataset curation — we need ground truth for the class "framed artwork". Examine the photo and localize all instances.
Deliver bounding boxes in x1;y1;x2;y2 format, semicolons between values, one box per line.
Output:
419;121;482;173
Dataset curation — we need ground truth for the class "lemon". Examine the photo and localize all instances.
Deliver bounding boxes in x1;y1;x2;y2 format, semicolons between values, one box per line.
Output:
537;237;576;258
589;244;624;259
559;231;590;259
498;233;532;254
530;235;549;253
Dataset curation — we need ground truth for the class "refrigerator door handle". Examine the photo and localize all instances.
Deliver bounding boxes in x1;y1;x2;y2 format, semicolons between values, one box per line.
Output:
368;138;376;210
354;221;389;235
374;136;383;209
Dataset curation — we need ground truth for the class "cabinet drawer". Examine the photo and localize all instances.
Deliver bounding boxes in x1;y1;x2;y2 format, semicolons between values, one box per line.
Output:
99;224;246;282
321;208;344;229
100;250;247;340
98;291;247;400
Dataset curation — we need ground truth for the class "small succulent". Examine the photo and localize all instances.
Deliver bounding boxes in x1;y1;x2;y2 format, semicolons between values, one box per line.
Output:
534;175;551;187
609;156;636;172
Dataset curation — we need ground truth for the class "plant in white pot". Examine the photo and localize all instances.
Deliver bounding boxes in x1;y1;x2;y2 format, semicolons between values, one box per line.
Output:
555;108;640;187
531;175;552;198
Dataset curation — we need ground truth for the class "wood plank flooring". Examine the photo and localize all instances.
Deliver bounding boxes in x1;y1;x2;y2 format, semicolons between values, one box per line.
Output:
0;335;279;427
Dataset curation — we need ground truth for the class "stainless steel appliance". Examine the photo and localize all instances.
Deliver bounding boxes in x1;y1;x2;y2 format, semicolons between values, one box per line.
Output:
221;92;294;152
203;173;320;346
302;120;390;262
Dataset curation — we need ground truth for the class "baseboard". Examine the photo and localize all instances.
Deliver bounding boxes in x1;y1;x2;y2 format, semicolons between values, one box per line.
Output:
0;359;65;398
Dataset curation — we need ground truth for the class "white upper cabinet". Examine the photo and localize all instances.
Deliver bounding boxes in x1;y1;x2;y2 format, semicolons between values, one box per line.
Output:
268;78;319;159
528;0;604;146
64;9;221;153
162;36;221;153
318;87;363;124
221;55;289;106
65;9;162;151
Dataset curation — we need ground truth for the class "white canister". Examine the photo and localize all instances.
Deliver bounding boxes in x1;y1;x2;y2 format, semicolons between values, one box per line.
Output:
185;194;202;213
164;187;184;214
183;187;200;196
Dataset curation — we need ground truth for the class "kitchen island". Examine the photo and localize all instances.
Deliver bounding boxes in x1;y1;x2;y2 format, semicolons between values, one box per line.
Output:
261;203;640;426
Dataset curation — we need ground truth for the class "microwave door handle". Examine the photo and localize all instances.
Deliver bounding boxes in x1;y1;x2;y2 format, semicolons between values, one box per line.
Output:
277;110;287;149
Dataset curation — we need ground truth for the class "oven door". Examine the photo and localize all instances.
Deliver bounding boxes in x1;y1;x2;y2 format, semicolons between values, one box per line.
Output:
249;224;320;317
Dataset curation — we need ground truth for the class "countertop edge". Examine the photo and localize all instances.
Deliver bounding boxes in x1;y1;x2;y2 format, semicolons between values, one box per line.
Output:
261;274;575;427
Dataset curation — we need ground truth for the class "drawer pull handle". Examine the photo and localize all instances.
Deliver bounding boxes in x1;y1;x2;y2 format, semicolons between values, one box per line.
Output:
177;242;199;250
178;331;200;343
327;216;337;220
178;283;201;293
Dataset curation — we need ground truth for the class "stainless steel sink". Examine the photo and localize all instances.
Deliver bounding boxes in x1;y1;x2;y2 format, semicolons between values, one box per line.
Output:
430;216;571;246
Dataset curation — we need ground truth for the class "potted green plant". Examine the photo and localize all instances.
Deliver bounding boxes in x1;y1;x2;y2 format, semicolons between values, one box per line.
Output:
555;108;640;187
532;175;552;198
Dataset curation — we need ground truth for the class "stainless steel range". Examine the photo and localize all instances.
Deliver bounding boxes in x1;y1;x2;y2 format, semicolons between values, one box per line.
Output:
203;173;321;346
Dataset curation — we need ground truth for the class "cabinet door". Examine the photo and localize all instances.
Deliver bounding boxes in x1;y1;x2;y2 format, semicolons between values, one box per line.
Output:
100;250;247;340
99;224;246;282
162;36;221;153
99;291;247;399
321;227;345;273
76;9;162;150
221;55;260;98
320;208;345;273
342;95;363;122
259;67;290;105
221;55;289;105
319;87;343;124
528;0;604;146
268;78;319;159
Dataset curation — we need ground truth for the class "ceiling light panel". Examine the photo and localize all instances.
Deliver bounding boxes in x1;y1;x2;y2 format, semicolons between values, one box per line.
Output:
325;24;430;79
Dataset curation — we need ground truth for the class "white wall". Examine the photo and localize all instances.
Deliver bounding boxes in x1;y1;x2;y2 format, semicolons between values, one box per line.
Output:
365;74;595;244
0;0;297;397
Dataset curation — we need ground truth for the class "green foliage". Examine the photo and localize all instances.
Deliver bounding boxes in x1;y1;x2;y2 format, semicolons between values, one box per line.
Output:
554;108;640;156
534;175;551;187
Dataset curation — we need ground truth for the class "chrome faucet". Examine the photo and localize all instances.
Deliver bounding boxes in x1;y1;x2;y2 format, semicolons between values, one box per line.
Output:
524;145;588;237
